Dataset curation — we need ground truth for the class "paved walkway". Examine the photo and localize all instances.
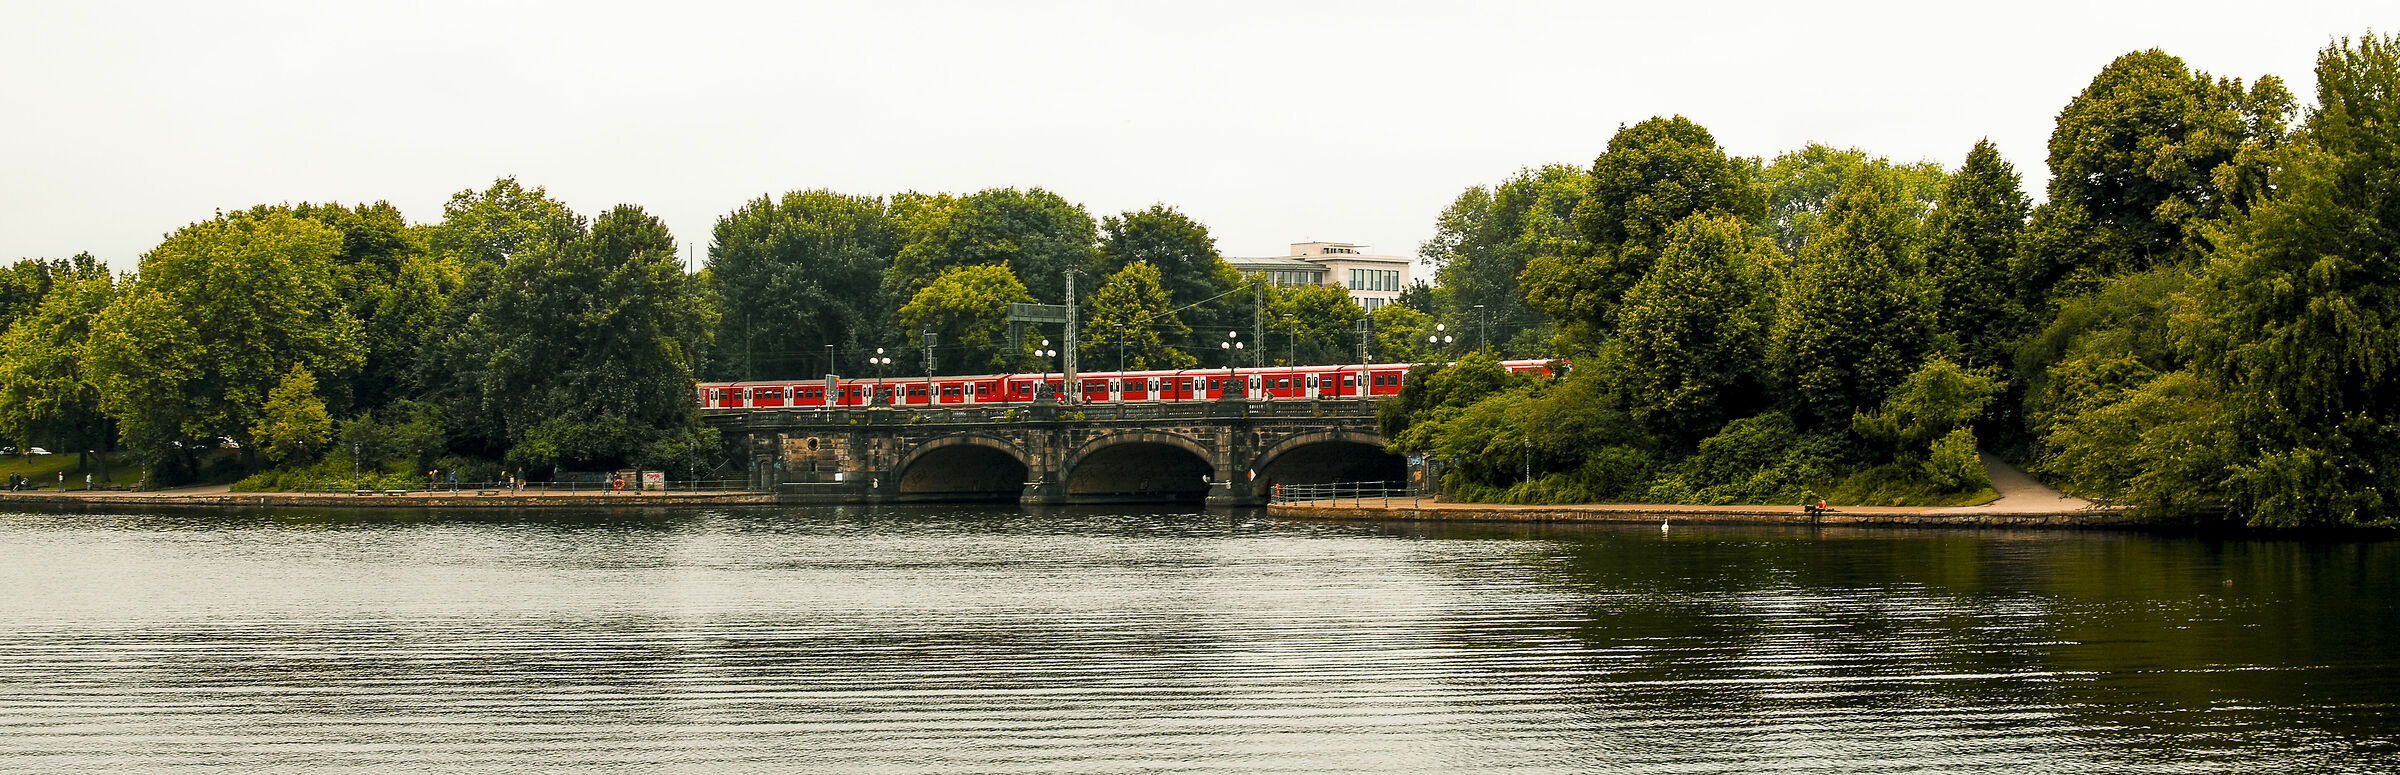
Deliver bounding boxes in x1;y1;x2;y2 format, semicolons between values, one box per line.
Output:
1930;453;2091;515
1271;452;2117;526
0;482;775;509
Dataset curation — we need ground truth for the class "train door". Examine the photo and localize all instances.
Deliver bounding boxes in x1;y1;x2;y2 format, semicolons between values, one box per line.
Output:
1305;373;1320;398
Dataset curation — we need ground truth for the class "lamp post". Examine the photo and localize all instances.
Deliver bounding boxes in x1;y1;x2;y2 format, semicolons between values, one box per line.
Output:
1219;331;1243;399
1037;339;1059;402
870;348;891;406
1427;323;1453;361
1472;304;1487;352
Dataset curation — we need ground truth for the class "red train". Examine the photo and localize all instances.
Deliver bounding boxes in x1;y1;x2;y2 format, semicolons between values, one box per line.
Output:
697;360;1556;409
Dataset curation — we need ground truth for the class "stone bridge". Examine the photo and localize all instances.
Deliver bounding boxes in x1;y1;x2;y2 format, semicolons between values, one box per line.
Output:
704;398;1405;506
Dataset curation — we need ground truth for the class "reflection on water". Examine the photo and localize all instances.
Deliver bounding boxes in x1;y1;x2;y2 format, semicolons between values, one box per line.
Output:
0;506;2394;773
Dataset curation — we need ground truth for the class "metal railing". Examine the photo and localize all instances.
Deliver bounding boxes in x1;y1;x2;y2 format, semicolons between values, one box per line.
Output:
264;478;764;495
712;397;1384;427
1268;481;1419;506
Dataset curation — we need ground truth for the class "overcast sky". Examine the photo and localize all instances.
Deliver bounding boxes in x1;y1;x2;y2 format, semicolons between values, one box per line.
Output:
2;1;2387;274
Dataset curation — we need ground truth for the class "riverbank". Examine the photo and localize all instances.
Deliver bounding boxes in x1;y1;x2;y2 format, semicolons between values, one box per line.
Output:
0;484;778;511
1271;454;2137;528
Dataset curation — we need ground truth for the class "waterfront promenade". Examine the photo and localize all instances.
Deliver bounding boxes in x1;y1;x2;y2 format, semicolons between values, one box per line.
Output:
1269;454;2132;527
0;483;777;510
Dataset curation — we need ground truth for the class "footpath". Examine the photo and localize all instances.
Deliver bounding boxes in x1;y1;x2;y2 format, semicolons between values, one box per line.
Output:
1268;454;2130;528
0;483;776;511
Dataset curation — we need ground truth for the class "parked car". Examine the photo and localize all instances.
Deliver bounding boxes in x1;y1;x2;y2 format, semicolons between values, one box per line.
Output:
26;447;49;455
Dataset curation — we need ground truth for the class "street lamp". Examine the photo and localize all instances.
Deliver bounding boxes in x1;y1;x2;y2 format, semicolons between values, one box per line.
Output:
870;348;892;405
1427;323;1453;361
1219;331;1243;399
1037;339;1060;401
1472;304;1487;352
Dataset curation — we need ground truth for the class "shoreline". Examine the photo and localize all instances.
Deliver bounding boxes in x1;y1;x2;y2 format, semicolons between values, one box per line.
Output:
1267;496;2134;528
0;488;780;511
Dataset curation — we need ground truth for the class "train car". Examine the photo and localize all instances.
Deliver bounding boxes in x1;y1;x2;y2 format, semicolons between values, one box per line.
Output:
697;358;1565;409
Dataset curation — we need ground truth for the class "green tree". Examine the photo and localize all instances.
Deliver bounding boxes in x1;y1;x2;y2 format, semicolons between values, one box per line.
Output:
1096;205;1237;307
1758;143;1945;257
1265;283;1366;365
1080;261;1194;370
0;255;114;469
1420;164;1589;353
426;176;581;268
1573;116;1768;251
1852;357;2004;478
1526;116;1766;353
886;188;1097;305
436;204;713;470
84;209;364;469
1770;164;1933;429
1609;215;1778;443
2185;32;2400;526
0;254;87;333
1370;303;1437;364
2019;49;2293;307
896;264;1037;373
706;190;897;380
1921;139;2032;369
251;366;332;463
278;201;454;413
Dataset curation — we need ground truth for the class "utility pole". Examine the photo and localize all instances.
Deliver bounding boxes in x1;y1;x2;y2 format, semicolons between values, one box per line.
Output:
1357;317;1371;365
1283;313;1295;366
1253;276;1266;368
1063;271;1078;404
1474;304;1488;352
921;325;937;396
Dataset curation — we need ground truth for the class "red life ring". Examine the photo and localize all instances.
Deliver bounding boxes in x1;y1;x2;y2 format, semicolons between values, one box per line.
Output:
612;477;624;490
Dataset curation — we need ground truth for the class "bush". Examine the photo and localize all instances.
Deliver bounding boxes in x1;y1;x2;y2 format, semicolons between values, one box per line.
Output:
1924;427;1988;490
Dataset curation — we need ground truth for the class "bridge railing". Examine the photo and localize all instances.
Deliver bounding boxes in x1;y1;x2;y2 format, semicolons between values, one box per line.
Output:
711;397;1381;426
1268;481;1421;507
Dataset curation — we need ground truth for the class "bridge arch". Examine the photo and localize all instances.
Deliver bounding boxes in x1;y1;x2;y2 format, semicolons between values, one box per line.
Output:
892;434;1033;501
1249;429;1406;493
1062;431;1216;502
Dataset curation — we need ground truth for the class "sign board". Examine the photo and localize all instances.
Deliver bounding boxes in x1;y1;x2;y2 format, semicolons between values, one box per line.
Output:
1008;302;1070;324
641;471;665;491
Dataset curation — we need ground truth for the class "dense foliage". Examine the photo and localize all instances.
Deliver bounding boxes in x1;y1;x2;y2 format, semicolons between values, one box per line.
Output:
1388;32;2400;526
1;32;2392;529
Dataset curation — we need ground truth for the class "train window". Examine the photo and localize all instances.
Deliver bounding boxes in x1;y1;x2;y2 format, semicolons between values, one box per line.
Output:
908;385;927;397
942;385;961;396
975;384;989;395
1341;375;1355;386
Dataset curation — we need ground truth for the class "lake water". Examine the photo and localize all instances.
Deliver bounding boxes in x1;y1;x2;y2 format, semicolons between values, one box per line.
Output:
1;506;2394;773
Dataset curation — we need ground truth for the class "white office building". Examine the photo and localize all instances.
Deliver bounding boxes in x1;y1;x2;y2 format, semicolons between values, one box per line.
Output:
1224;242;1412;310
